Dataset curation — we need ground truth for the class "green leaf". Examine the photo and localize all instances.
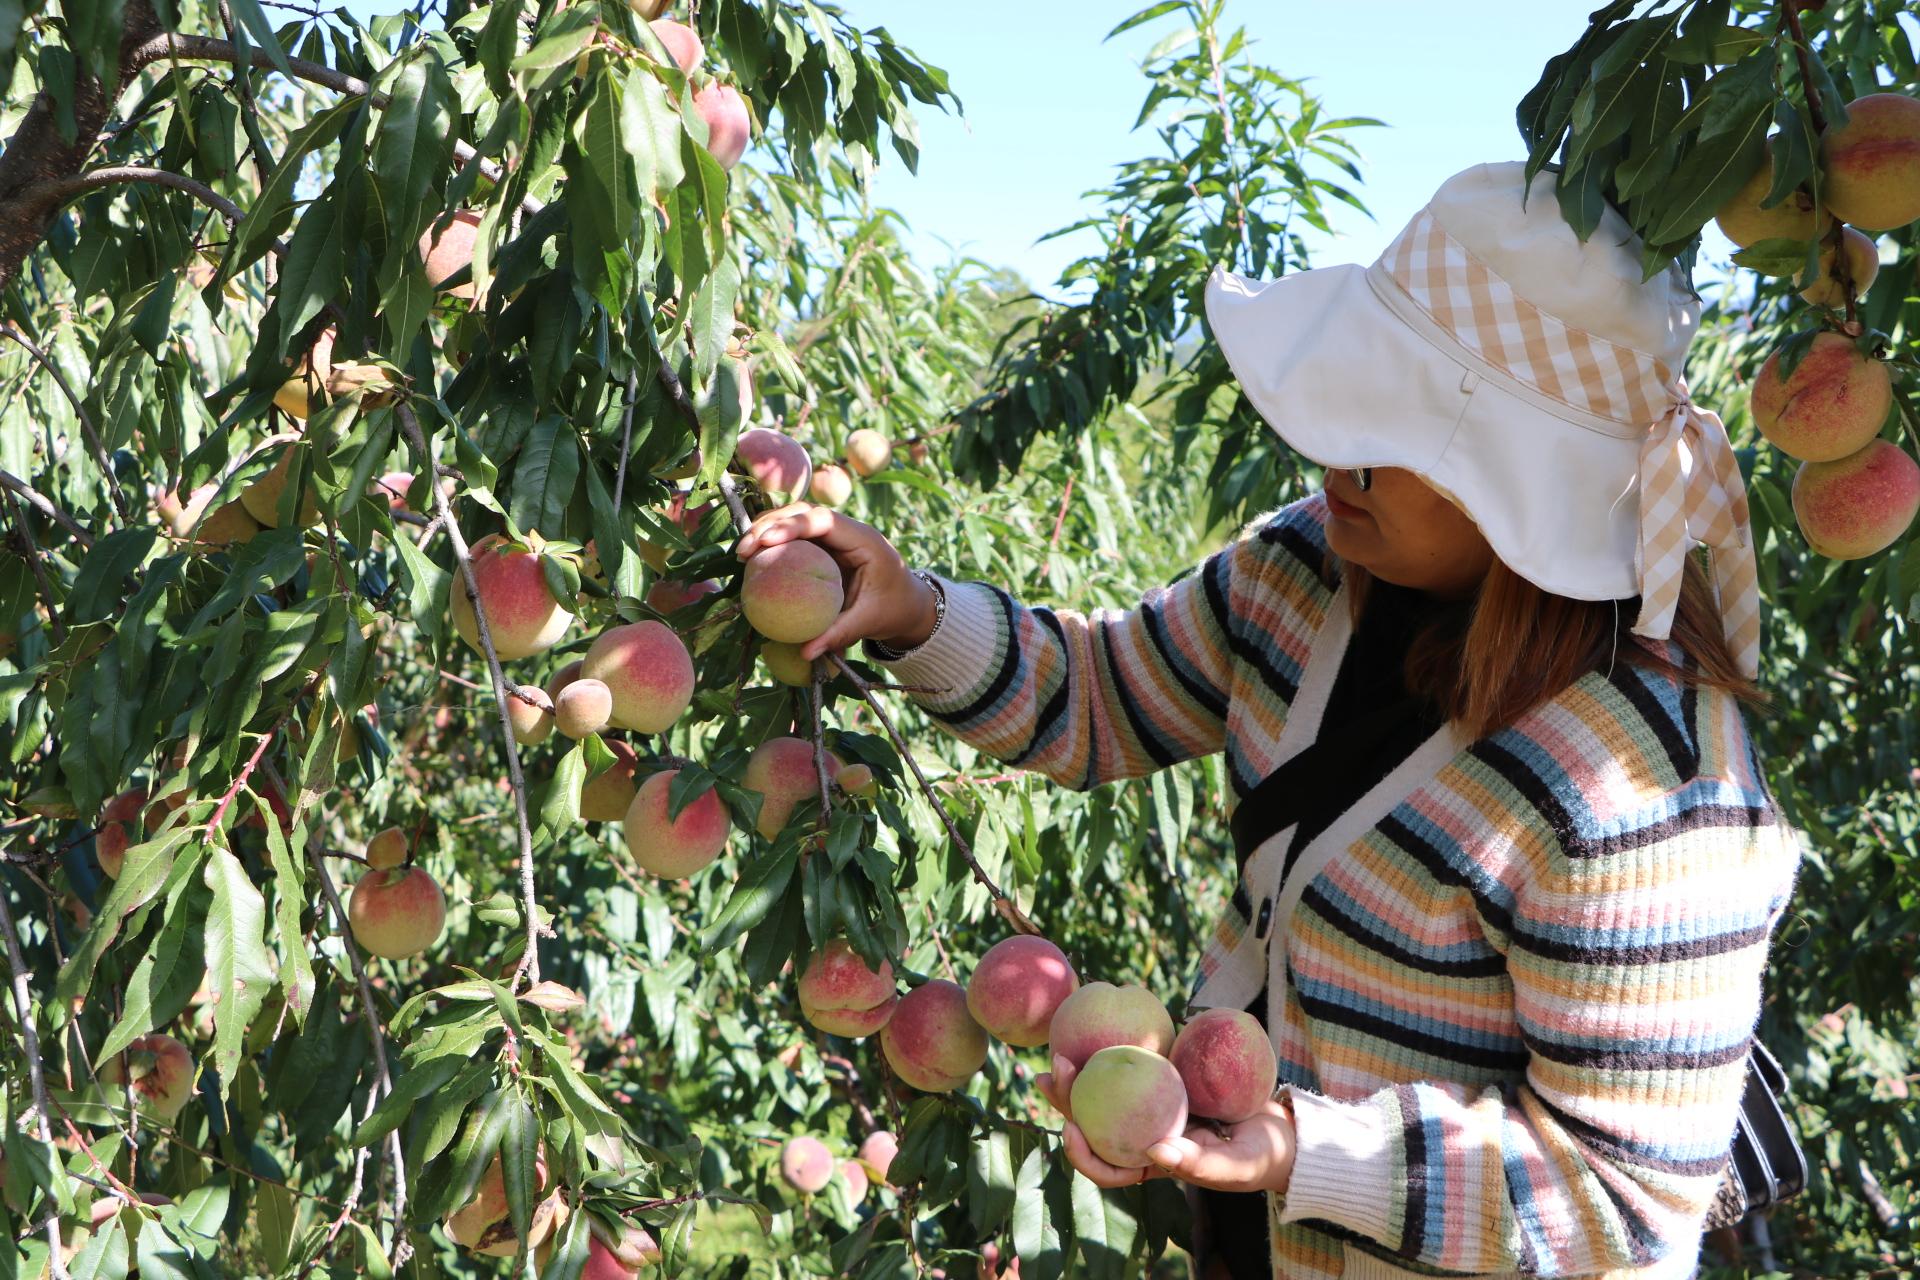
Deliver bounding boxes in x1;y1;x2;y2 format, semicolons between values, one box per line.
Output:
1732;236;1821;278
500;1091;540;1258
58;829;195;1004
272;188;346;345
540;742;587;831
96;877;207;1062
219;101;358;287
622;66;686;205
508;416;581;540
372;51;457;247
967;1129;1018;1238
226;0;294;80
1070;1172;1140;1280
203;845;275;1096
1010;1144;1064;1280
1645;64;1773;244
702;847;799;954
1105;1;1185;40
391;526;452;648
67;529;154;625
351;1052;469;1148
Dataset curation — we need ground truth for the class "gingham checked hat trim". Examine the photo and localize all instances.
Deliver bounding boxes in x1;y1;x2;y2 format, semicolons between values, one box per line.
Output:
1379;208;1675;428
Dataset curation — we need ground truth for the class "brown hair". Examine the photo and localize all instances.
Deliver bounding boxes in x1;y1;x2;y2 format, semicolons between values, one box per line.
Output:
1345;552;1767;740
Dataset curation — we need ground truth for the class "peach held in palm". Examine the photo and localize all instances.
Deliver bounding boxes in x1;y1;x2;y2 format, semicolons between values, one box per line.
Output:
780;1136;835;1194
1749;333;1893;463
580;621;695;733
967;936;1080;1049
101;1034;196;1123
798;938;897;1037
348;866;446;959
1069;1046;1189;1169
742;540;844;645
555;677;614;739
1713;138;1830;248
743;736;841;838
445;1153;569;1256
858;1130;898;1183
880;979;989;1092
1048;981;1176;1070
624;769;732;878
1792;440;1920;560
451;533;576;660
1169;1008;1278;1124
420;209;484;298
580;740;641;822
734;427;812;505
1820;92;1920;232
694;84;751;170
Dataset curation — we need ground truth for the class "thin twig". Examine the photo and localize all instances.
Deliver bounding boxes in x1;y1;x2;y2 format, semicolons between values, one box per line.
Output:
3;490;67;646
0;327;130;520
0;885;71;1278
396;404;546;987
0;468;94;547
613;368;640;512
809;669;833;830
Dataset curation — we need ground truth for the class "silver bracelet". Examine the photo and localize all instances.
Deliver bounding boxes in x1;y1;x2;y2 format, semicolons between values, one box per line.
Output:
870;570;946;660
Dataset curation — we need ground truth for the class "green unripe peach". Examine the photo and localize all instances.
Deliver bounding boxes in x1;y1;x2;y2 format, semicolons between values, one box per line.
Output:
1070;1045;1188;1169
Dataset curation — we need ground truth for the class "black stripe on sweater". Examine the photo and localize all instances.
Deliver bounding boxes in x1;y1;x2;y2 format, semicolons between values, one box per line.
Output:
1005;607;1076;779
1508;912;1777;967
1608;663;1700;783
1295;989;1530;1073
1098;617;1178;770
1394;1084;1429;1260
1376;813;1518;938
1140;581;1230;722
1521;1026;1754;1074
932;584;1026;729
1300;883;1511;980
1530;1082;1747;1180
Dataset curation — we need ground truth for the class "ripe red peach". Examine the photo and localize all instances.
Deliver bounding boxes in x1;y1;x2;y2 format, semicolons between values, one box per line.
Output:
581;1221;660;1278
645;577;719;615
1069;1046;1188;1169
734;428;811;505
1792;439;1920;559
547;659;583;700
555;677;614;739
845;429;892;477
348;866;446;959
96;787;154;878
1820;93;1920;232
743;736;841;838
838;1159;870;1201
694;84;751;170
809;463;853;508
100;1034;196;1123
1048;982;1175;1071
364;826;409;871
624;769;732;878
1800;226;1880;307
579;622;695;734
420;210;484;299
879;979;988;1092
798;939;897;1037
742;540;843;645
857;1130;897;1183
1169;1008;1278;1123
780;1136;834;1194
580;739;641;822
508;683;555;745
760;640;815;687
1714;138;1830;247
1749;332;1893;462
451;533;576;660
445;1152;569;1256
967;936;1080;1049
649;19;702;74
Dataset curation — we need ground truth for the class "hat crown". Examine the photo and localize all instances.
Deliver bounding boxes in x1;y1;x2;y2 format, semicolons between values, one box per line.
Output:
1423;162;1698;374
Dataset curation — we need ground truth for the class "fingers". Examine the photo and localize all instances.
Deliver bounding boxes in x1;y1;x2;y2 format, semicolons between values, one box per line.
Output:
1144;1112;1290;1194
1060;1123;1160;1190
733;504;835;559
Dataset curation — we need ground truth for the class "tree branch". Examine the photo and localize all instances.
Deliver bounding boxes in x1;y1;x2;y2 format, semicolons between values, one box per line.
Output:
0;883;72;1279
0;468;94;548
13;165;245;226
395;404;546;987
0;327;131;521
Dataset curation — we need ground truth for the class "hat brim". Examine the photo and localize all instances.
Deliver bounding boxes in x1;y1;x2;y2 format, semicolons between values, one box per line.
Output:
1204;264;1643;602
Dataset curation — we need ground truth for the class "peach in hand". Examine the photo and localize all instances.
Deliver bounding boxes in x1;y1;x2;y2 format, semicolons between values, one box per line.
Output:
451;533;576;660
1169;1008;1278;1124
1069;1045;1189;1169
624;769;732;878
348;865;447;959
1749;332;1892;462
100;1034;196;1123
1048;981;1175;1070
742;539;844;645
1792;439;1920;560
798;939;897;1037
580;621;695;733
966;936;1079;1049
879;979;988;1092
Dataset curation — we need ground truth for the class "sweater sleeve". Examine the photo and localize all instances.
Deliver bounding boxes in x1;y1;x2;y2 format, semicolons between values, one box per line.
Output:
1274;782;1806;1276
869;536;1259;791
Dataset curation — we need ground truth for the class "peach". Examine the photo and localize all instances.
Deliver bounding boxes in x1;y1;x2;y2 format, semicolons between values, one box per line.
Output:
734;427;811;505
239;445;321;528
580;739;640;822
547;659;584;700
555;677;614;739
445;1152;568;1256
1169;1008;1278;1123
162;485;261;546
370;471;416;510
649;19;702;74
1820;93;1920;232
1048;982;1175;1071
580;621;695;733
845;429;892;477
96;787;152;879
760;640;815;686
743;736;840;838
742;540;843;644
1800;226;1880;307
1069;1046;1188;1169
451;533;576;660
100;1034;196;1123
907;440;930;466
348;866;446;959
837;763;877;797
626;0;668;18
420;210;484;299
365;826;408;871
966;936;1080;1049
623;769;732;878
798;939;897;1037
1792;439;1920;560
1749;332;1893;462
508;683;555;745
645;577;720;615
879;979;988;1093
857;1130;897;1183
1714;138;1829;247
694;84;751;170
582;1222;660;1278
838;1159;870;1201
810;463;853;508
273;328;336;420
780;1136;834;1194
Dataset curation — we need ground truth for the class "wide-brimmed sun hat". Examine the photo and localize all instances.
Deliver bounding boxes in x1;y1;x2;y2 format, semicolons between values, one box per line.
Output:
1205;160;1760;678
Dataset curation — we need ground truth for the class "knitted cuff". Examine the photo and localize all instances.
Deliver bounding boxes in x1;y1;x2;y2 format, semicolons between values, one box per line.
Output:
1275;1086;1400;1245
863;577;999;703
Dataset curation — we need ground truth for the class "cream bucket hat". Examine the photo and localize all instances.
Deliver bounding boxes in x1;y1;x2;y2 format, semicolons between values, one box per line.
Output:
1205;160;1760;678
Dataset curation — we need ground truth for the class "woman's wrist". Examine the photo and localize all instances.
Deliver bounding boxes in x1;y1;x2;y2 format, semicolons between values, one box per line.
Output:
873;572;942;653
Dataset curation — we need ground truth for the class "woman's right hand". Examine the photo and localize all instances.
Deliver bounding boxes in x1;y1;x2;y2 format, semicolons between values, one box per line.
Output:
732;502;939;661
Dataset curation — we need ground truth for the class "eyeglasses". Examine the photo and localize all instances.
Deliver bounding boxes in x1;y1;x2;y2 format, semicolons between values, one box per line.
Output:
1348;467;1373;492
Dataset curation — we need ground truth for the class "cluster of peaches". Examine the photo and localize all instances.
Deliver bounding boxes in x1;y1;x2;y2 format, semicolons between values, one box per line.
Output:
783;934;1278;1178
1713;92;1920;560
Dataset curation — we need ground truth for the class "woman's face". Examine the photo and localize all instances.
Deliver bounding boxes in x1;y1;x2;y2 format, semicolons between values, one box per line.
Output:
1322;467;1495;599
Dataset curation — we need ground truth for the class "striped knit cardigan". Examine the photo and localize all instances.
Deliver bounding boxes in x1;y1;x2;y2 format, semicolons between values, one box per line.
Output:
874;492;1806;1280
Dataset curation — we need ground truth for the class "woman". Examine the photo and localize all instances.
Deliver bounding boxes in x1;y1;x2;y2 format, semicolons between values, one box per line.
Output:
735;163;1805;1280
